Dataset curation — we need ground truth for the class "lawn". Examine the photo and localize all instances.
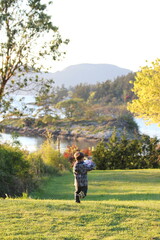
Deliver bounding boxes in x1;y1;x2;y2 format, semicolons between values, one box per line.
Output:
1;169;160;239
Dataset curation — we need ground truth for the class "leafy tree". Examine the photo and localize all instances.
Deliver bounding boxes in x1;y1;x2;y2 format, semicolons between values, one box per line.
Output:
34;85;68;117
140;134;160;168
0;0;69;113
54;85;69;103
72;83;91;101
127;59;160;125
110;73;135;103
56;98;85;119
35;92;56;116
68;72;135;107
93;80;111;102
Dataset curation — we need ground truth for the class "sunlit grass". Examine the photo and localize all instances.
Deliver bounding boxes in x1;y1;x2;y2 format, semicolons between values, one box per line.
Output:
30;169;160;201
1;170;160;239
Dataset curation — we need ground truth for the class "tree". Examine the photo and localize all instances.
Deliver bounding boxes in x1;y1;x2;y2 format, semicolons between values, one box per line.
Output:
35;92;56;116
0;0;69;113
56;98;85;119
54;85;68;103
34;85;69;117
72;83;91;101
127;59;160;125
92;132;160;170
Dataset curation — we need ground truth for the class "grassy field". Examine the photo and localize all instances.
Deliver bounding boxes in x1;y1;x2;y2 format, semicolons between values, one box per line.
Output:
1;170;160;239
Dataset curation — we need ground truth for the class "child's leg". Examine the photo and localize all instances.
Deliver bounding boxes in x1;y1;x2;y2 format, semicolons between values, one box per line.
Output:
74;186;81;203
79;186;88;198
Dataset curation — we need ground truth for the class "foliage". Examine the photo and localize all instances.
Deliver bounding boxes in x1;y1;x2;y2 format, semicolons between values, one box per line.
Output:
92;132;160;170
35;93;56;116
68;72;136;106
53;85;69;103
71;83;91;101
0;0;69;113
89;72;135;104
0;144;31;198
30;72;136;121
116;112;139;132
56;98;85;119
127;59;160;125
63;144;79;165
27;152;45;178
38;138;70;173
0;134;70;197
63;144;92;166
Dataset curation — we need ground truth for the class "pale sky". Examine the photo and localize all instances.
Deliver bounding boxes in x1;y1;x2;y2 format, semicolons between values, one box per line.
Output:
47;0;160;72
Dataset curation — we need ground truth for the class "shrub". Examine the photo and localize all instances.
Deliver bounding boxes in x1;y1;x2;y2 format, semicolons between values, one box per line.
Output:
38;139;70;173
0;144;32;198
27;152;45;178
91;142;108;170
92;132;160;170
139;135;160;168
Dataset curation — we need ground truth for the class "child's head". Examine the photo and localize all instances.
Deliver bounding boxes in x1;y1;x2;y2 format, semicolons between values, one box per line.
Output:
74;151;84;161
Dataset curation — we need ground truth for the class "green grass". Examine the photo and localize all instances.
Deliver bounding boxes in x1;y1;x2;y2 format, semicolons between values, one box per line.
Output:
1;170;160;239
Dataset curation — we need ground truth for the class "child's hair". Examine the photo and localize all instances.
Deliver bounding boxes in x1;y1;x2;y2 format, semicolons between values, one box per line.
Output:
74;151;84;161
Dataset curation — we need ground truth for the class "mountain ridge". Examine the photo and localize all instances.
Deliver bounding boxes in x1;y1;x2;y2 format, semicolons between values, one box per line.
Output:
44;63;132;87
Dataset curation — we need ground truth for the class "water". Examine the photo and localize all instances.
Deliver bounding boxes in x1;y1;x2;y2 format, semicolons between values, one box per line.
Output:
1;118;160;152
0;94;64;119
0;133;44;152
135;118;160;139
0;95;97;152
0;133;97;153
1;95;160;152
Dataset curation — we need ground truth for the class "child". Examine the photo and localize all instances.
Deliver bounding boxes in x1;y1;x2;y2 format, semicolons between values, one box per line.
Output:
73;151;95;203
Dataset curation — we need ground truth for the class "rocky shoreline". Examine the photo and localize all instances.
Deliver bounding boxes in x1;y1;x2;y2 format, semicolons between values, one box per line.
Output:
1;121;136;142
2;124;115;142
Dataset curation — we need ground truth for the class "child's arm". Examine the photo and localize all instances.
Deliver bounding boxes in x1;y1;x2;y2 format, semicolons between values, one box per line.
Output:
73;163;78;175
83;162;96;172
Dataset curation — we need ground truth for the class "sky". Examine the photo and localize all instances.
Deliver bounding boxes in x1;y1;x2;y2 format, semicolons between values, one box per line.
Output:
47;0;160;73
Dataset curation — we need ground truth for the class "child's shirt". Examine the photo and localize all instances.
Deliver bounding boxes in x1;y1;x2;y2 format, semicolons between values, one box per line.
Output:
73;161;95;187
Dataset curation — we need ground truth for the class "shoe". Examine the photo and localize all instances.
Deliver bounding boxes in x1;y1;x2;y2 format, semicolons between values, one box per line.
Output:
75;194;80;203
79;191;85;199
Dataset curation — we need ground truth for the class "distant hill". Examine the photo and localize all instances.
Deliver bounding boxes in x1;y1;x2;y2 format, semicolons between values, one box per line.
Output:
42;63;132;87
13;64;132;95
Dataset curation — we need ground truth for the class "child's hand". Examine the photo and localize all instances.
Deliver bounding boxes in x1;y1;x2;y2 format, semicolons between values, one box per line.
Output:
91;162;96;169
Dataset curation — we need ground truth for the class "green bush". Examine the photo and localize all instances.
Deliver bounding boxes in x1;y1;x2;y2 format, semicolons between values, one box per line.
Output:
0;137;70;198
37;139;70;174
27;152;45;177
0;144;32;198
92;132;160;170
